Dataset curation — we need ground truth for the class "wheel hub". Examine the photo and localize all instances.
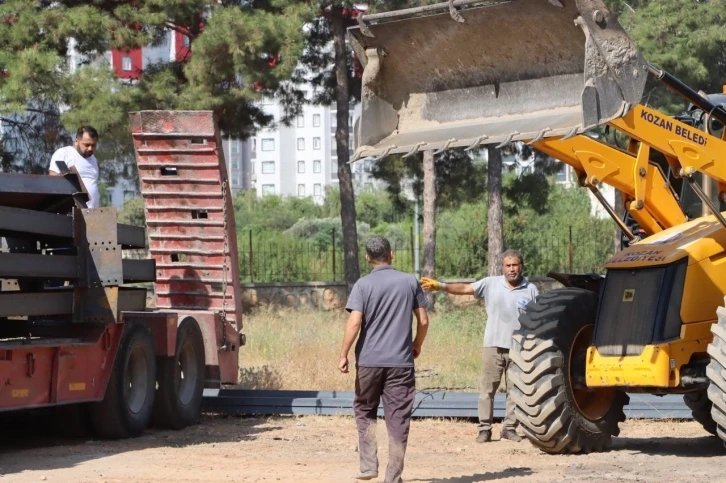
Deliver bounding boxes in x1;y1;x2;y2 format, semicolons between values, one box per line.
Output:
124;344;150;414
177;339;199;406
569;325;617;421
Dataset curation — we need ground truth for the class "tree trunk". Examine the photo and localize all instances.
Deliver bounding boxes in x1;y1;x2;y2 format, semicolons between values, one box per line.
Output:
331;8;360;294
614;189;625;253
422;150;437;310
487;146;504;277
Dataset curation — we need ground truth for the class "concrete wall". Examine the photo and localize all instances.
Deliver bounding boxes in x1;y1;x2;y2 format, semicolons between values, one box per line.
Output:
238;276;565;312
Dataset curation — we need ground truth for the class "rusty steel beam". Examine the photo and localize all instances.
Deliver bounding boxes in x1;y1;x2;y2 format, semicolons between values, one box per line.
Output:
0;206;70;238
0;253;77;279
0;291;71;315
0;288;147;317
0;206;146;248
121;259;156;282
117;224;147;248
0;172;88;212
0;253;155;282
0;173;85;197
74;207;122;288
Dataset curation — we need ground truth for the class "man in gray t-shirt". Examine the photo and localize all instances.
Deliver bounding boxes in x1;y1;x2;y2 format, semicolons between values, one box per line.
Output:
420;249;538;444
339;236;429;483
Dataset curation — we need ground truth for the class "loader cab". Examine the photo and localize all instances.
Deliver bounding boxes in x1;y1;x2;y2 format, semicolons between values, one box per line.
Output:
686;93;726;139
678;173;726;220
619;214;646;250
676;94;726;220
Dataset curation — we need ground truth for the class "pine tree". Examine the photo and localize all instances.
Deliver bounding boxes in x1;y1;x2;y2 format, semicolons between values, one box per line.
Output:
291;3;367;293
619;0;726;112
0;0;311;180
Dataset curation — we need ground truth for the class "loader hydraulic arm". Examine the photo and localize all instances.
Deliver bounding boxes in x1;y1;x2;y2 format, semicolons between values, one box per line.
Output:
529;100;726;239
608;104;726;227
532;135;687;236
610;104;726;195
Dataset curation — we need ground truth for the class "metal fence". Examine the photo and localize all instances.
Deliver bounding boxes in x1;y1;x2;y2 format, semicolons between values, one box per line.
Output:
237;225;617;283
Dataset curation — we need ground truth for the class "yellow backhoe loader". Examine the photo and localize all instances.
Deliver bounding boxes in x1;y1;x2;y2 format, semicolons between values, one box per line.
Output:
348;0;726;454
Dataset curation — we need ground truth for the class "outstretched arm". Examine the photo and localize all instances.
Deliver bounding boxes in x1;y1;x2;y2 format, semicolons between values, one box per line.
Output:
420;277;474;295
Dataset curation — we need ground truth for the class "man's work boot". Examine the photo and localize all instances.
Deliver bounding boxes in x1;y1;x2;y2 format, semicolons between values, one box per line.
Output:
500;429;523;442
353;470;378;480
475;430;491;443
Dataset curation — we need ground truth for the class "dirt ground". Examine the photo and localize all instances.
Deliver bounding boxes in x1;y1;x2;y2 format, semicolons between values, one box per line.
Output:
1;415;726;483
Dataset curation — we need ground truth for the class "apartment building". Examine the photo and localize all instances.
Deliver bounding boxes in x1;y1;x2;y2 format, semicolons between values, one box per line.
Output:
250;91;380;203
221;137;252;194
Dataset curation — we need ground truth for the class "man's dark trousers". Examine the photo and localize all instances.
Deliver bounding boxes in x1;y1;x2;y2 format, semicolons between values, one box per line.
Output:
354;366;415;483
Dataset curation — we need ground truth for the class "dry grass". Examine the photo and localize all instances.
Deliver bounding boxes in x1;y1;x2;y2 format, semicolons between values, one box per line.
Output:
235;303;488;392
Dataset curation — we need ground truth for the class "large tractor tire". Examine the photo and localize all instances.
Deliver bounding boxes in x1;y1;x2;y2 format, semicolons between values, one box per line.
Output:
706;304;726;441
89;323;157;439
509;288;629;454
152;317;206;429
684;390;717;436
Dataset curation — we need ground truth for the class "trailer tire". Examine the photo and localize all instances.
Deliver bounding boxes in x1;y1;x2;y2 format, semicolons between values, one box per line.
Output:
152;317;206;429
706;304;726;442
52;403;94;438
684;390;717;436
509;288;628;454
90;323;156;439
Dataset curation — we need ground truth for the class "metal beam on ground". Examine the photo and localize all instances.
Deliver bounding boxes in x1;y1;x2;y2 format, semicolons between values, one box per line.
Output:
202;390;693;420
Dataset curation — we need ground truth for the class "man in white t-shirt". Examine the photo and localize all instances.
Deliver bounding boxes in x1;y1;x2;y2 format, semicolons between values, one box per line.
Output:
49;126;100;208
420;249;539;444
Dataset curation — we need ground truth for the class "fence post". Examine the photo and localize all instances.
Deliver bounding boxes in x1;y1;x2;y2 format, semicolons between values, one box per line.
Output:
332;227;336;281
249;230;254;283
410;226;415;273
568;225;573;273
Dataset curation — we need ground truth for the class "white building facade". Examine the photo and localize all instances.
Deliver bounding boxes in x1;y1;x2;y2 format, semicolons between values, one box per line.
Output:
249;90;381;203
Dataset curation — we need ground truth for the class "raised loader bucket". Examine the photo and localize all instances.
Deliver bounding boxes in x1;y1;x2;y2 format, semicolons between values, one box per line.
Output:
348;0;647;160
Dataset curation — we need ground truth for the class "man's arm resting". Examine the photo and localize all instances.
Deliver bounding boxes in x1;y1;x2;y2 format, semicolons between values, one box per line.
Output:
48;158;60;175
338;310;363;373
412;307;429;358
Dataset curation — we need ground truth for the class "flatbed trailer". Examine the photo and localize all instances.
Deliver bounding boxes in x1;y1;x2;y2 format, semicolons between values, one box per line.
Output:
0;110;244;437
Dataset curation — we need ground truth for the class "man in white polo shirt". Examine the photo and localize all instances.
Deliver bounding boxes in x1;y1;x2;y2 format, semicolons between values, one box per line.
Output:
49;126;100;208
420;249;539;443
